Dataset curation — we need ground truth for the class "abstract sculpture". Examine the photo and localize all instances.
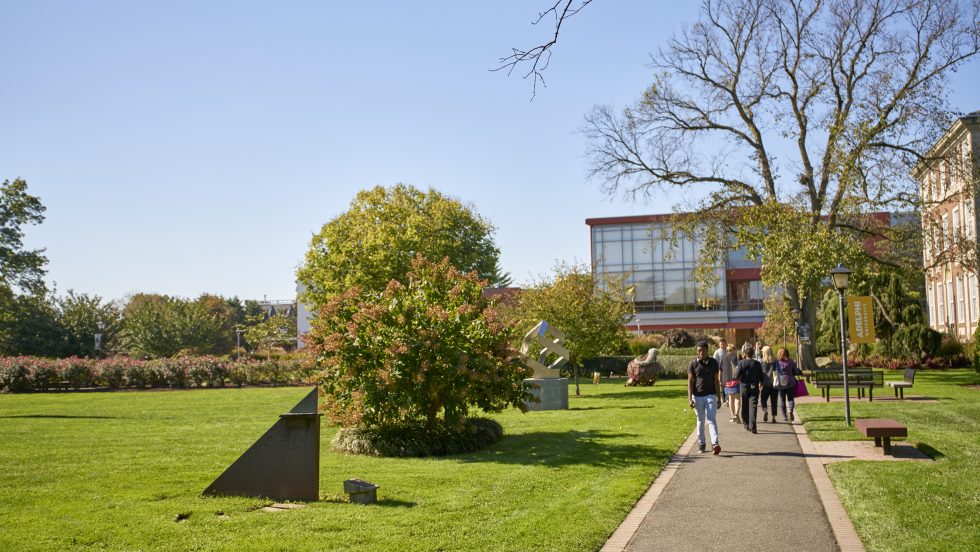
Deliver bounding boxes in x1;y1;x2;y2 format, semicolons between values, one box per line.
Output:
519;320;570;378
203;388;322;501
519;321;570;410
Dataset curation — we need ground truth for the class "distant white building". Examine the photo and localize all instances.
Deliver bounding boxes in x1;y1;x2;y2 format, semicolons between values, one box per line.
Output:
295;281;314;349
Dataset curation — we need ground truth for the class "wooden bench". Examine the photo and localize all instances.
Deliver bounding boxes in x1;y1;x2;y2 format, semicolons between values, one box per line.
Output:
855;418;907;455
886;368;916;399
813;369;884;401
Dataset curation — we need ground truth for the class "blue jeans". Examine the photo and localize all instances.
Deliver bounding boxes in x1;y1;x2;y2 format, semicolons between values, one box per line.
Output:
693;394;719;447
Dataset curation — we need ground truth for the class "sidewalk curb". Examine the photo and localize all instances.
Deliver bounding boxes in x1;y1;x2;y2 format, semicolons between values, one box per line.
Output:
599;429;698;552
792;420;866;552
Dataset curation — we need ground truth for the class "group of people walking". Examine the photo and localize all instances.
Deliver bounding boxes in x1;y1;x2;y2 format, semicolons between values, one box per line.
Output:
687;338;803;454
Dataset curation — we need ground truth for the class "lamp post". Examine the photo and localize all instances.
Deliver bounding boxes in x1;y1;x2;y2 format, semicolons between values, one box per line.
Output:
235;328;245;360
830;264;852;426
790;306;801;371
95;321;104;358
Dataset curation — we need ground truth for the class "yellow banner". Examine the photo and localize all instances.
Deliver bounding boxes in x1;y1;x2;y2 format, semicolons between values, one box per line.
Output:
848;296;876;344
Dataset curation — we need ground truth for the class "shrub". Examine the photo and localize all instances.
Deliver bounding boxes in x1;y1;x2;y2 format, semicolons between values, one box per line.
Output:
657;355;693;378
97;357;128;389
626;334;666;356
31;360;61;391
937;334;965;359
581;356;632;377
0;357;34;392
892;324;942;360
306;255;531;431
61;357;95;390
332;418;503;457
664;328;695;348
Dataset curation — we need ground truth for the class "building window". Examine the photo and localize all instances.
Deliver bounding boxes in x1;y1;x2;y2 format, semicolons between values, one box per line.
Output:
593;222;726;313
942;215;949;251
972;275;979;323
957;278;966;324
947;281;955;327
953;208;960;239
937;284;945;328
928;285;935;325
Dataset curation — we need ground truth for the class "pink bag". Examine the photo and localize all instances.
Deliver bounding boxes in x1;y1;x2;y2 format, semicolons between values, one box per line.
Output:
795;379;809;397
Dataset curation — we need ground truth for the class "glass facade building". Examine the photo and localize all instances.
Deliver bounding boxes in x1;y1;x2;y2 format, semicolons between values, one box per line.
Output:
588;214;766;337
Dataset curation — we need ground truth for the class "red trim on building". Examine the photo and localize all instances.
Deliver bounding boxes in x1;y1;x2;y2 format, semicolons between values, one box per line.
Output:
726;268;761;280
586;214;677;226
633;321;763;331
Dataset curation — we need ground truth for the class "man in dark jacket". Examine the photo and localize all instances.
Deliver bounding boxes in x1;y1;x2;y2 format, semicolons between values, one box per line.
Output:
735;343;764;433
688;341;722;454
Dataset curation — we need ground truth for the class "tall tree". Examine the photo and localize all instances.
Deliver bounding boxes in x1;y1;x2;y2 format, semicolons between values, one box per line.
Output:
506;0;979;369
512;262;632;394
57;290;123;357
1;178;47;295
297;184;505;310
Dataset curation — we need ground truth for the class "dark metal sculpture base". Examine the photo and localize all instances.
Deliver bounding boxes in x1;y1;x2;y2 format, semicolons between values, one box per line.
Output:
203;388;321;501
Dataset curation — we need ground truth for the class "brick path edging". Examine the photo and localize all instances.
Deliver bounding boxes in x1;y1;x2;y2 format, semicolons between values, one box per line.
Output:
599;430;698;552
792;421;866;552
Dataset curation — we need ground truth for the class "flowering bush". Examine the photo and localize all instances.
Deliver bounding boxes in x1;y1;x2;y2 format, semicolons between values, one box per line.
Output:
0;355;313;392
306;255;531;432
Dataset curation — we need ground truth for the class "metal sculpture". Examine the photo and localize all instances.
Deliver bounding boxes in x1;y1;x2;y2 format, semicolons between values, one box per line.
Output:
625;348;662;386
519;321;570;410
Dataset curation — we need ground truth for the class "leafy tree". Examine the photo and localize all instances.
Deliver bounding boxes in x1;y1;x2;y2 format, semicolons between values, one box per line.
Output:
244;313;296;359
57;290;123;357
297;184;504;310
511;262;632;394
505;0;978;368
120;294;232;358
0;290;64;356
306;255;530;430
1;178;48;295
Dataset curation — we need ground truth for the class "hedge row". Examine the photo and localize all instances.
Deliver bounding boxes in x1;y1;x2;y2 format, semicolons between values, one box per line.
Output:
580;355;690;379
0;356;314;393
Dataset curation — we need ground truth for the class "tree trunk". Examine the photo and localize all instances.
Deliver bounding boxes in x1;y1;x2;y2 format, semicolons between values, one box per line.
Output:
573;363;580;396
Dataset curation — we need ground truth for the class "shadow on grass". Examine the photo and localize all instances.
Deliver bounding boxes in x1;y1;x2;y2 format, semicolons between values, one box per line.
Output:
915;443;945;460
461;430;667;468
584;388;689;401
0;414;125;419
568;405;656;411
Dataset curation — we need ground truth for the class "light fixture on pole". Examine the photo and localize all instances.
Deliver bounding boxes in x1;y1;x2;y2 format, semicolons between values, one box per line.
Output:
829;263;852;426
95;320;105;357
790;306;801;369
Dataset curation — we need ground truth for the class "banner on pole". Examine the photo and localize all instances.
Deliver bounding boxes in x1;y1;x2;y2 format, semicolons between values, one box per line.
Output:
848;296;876;344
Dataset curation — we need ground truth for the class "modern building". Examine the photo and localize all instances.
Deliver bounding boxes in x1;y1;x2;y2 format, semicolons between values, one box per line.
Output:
587;214;767;345
916;110;980;339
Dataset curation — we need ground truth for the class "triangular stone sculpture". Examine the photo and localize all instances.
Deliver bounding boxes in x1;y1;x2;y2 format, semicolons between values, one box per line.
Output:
203;388;321;501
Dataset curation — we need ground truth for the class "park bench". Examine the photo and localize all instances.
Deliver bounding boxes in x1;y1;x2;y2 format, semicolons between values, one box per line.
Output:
855;419;907;455
813;369;884;401
886;368;916;399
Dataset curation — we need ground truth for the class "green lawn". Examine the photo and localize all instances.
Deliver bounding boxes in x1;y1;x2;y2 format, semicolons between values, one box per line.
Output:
797;369;980;552
0;380;692;551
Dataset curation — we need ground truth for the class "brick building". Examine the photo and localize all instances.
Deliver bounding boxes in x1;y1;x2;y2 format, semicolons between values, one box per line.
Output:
916;111;980;339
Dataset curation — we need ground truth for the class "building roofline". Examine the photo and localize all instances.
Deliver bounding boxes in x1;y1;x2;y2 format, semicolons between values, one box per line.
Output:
911;111;980;178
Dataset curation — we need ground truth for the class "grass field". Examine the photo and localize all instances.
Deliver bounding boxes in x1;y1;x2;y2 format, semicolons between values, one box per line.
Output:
0;379;692;551
797;369;980;552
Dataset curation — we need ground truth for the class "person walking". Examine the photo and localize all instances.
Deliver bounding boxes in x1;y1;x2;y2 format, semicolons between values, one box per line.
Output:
689;341;722;455
760;346;779;423
776;347;804;422
713;338;729;406
722;343;740;423
735;343;763;433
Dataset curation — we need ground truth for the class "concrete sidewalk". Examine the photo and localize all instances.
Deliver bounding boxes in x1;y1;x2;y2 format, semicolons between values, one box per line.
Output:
612;412;841;552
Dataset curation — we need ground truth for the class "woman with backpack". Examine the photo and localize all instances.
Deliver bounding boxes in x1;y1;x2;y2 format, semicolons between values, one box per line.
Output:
776;347;803;422
760;346;779;423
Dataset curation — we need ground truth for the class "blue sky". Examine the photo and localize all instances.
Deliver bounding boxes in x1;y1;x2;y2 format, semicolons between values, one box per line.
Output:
2;1;978;302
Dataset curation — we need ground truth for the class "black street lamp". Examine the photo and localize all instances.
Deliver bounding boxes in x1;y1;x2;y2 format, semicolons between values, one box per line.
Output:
95;320;104;357
791;306;801;371
829;263;852;425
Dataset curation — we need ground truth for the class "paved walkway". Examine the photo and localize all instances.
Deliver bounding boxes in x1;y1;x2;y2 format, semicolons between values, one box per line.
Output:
605;409;848;552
